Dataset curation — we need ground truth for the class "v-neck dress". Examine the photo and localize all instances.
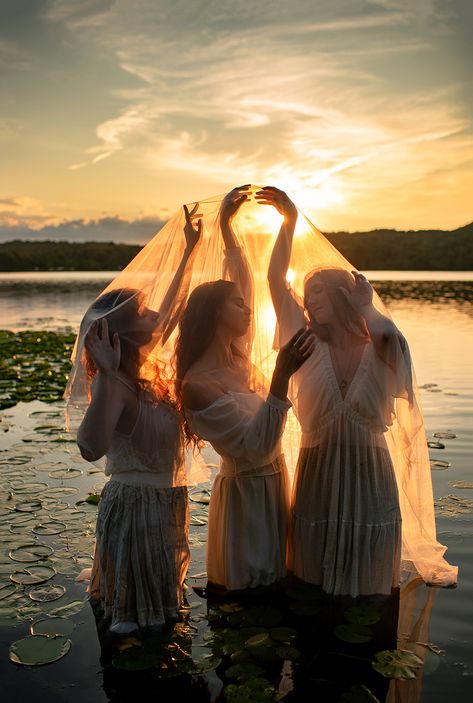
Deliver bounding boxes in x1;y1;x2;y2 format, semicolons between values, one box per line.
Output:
278;289;402;597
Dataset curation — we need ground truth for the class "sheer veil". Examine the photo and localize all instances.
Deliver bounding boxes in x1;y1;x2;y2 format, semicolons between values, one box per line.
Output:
65;185;457;586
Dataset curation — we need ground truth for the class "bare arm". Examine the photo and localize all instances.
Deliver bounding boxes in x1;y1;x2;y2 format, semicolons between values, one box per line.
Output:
157;203;202;341
256;186;298;317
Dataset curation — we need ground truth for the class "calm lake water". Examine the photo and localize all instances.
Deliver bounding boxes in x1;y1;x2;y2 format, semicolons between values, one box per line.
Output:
0;271;472;702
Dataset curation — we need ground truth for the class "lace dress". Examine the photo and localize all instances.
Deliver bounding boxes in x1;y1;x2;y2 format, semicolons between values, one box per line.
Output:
278;289;404;597
89;382;190;633
186;391;291;591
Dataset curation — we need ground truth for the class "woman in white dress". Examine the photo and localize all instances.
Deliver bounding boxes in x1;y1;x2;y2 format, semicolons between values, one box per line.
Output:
174;186;315;593
259;185;416;597
74;204;202;634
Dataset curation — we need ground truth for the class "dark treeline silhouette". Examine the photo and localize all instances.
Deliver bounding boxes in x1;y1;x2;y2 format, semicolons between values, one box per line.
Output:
0;221;472;271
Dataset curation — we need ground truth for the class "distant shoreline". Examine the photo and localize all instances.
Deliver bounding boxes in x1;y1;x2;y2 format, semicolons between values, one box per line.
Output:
1;224;472;271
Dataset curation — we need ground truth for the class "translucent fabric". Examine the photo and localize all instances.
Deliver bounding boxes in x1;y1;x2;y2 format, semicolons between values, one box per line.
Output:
65;186;456;587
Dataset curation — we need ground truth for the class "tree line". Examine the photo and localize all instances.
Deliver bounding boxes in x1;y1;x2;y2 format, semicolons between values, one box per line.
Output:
0;222;472;271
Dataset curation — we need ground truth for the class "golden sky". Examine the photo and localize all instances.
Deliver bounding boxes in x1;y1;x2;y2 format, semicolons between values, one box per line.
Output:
1;0;472;240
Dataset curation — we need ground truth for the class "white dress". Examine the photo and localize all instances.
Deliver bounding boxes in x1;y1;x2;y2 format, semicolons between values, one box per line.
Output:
185;245;292;591
186;391;291;591
89;380;190;632
278;289;403;597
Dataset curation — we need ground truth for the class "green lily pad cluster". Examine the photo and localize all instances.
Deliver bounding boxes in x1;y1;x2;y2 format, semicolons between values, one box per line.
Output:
0;330;74;409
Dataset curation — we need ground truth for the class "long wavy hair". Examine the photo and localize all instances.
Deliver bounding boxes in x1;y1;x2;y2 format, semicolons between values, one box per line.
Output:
303;267;370;342
174;279;246;447
84;288;172;404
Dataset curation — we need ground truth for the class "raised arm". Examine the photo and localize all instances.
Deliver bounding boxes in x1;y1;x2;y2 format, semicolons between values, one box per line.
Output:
157;203;202;343
257;186;298;318
219;186;255;353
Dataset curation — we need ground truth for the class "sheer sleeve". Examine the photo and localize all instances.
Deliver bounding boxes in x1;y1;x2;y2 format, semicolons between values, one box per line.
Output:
223;246;255;356
186;393;291;464
273;285;307;349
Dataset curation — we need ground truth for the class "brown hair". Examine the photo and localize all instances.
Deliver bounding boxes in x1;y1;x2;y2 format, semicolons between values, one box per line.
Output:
174;279;246;447
303;267;369;342
84;288;173;404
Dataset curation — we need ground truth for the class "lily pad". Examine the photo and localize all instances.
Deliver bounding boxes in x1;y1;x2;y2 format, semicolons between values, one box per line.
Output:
269;626;298;643
31;617;75;637
49;599;85;617
372;649;423;679
0;582;17;600
276;645;300;660
15;499;42;512
427;441;445;449
189;491;211;504
11;565;56;585
448;481;473;490
344;605;381;626
243;606;282;628
334;624;373;644
433;432;456;439
9;634;71;666
48;467;82;480
225;661;265;681
29;584;66;602
10;482;49;494
9;543;54;562
33;521;66;535
430;460;451;470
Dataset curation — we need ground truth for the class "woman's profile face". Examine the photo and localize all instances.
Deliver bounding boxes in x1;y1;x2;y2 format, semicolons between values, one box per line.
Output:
305;278;335;325
110;296;160;347
218;285;251;337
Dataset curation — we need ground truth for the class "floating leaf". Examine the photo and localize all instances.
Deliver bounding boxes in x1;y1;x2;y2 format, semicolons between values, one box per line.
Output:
9;634;71;666
9;543;54;562
276;645;300;660
189;491;211;504
48;467;82;479
435;494;473;517
31;617;75;637
29;584;66;602
225;661;265;681
269;626;298;643
33;521;66;535
427;441;445;449
433;432;456;439
430;460;451;470
243;606;282;628
49;599;85;617
14;499;42;512
334;624;373;644
344;605;381;626
10;565;56;585
85;494;100;505
372;649;423;679
448;481;473;490
11;482;49;494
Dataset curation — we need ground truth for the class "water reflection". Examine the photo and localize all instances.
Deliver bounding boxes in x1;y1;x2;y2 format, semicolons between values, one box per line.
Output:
86;576;441;703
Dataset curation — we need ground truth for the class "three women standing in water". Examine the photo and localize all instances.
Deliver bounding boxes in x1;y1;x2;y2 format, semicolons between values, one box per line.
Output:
71;184;456;636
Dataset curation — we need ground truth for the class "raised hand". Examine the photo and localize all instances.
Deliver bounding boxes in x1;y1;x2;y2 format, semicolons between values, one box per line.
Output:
346;271;374;311
183;202;203;253
275;328;316;378
219;185;251;224
84;318;121;374
255;186;298;223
